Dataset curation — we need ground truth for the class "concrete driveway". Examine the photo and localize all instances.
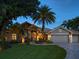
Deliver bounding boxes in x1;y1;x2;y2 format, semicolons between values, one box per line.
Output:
54;43;79;59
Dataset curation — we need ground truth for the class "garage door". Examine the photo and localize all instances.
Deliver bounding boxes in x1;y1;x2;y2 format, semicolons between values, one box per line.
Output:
72;35;79;43
51;35;68;43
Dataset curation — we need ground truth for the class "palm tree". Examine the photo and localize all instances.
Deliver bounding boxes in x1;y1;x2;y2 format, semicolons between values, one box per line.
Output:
62;20;72;29
32;5;56;32
62;16;79;31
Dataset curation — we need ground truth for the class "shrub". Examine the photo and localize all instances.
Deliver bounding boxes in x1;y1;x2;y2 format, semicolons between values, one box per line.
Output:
45;40;53;43
26;38;30;45
10;40;19;44
0;38;12;50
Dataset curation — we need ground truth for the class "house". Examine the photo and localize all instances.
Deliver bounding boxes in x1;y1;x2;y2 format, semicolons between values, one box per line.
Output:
49;26;79;43
2;22;46;43
1;22;79;44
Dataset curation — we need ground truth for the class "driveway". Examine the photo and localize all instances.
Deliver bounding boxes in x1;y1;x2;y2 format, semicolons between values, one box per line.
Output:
53;43;79;59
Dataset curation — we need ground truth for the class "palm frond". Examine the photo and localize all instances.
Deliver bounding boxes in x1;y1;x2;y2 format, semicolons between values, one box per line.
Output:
32;5;56;31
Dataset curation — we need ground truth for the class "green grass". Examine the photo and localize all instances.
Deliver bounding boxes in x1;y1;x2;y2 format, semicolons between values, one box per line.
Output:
0;44;66;59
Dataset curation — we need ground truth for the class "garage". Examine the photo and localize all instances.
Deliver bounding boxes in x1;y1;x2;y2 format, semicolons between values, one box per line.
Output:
51;34;69;43
72;35;79;43
50;26;79;43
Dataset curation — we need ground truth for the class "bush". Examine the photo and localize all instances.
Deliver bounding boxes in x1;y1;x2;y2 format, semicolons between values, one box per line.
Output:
34;38;46;44
26;38;30;45
45;40;53;43
10;40;19;44
34;38;53;44
0;38;12;50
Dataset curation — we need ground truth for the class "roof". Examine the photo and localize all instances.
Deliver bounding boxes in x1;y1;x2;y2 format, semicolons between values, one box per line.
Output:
70;30;79;34
44;28;52;33
50;26;79;35
51;26;71;32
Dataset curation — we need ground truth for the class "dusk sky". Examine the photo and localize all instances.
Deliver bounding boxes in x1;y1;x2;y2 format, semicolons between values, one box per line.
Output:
14;0;79;29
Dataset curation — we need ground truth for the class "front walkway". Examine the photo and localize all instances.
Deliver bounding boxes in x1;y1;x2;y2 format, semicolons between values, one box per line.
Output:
54;43;79;59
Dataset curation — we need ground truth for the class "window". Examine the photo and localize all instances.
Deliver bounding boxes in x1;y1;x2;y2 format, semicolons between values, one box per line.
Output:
12;34;16;40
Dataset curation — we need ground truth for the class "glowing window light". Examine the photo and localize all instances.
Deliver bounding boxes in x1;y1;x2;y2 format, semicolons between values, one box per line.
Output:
48;34;51;40
12;33;16;40
37;33;43;41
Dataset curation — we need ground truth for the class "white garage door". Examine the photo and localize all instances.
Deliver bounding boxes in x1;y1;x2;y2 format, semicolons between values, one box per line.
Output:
72;35;79;43
51;35;68;43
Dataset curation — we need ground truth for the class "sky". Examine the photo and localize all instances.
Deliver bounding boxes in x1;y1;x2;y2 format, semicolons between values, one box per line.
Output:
14;0;79;29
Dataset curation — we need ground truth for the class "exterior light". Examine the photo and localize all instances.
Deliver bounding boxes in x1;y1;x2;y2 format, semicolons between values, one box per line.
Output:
22;37;25;43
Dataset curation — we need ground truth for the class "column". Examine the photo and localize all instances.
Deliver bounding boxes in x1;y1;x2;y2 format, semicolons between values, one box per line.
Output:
69;34;72;43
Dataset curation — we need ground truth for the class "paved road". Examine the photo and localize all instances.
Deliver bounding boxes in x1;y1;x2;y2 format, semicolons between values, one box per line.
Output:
54;43;79;59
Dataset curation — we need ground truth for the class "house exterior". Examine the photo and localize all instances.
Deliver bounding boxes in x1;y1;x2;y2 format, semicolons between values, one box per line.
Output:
1;23;79;44
4;29;22;42
49;26;79;43
2;22;46;43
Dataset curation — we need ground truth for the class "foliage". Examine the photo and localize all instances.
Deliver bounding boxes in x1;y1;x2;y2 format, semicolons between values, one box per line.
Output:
34;38;46;44
45;40;53;43
32;5;56;32
62;16;79;31
10;22;21;34
0;0;40;35
10;40;19;44
0;38;11;50
0;0;40;18
26;38;30;45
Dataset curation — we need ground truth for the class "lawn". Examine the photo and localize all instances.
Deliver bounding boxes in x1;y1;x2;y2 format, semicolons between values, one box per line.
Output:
0;44;66;59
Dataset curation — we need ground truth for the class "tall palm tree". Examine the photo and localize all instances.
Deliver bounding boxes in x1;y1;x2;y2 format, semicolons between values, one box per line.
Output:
32;5;56;32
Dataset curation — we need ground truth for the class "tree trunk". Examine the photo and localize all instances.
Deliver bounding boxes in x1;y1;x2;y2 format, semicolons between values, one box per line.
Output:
42;20;45;40
42;20;45;32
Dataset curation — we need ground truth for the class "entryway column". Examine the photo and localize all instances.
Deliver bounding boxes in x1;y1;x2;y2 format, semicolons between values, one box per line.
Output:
48;34;51;40
69;33;72;43
22;37;25;43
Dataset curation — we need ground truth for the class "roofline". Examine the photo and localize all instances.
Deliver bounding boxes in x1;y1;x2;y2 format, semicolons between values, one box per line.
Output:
50;25;72;33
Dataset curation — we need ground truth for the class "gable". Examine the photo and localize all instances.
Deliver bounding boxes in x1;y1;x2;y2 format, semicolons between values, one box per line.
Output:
53;28;69;33
50;27;70;35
